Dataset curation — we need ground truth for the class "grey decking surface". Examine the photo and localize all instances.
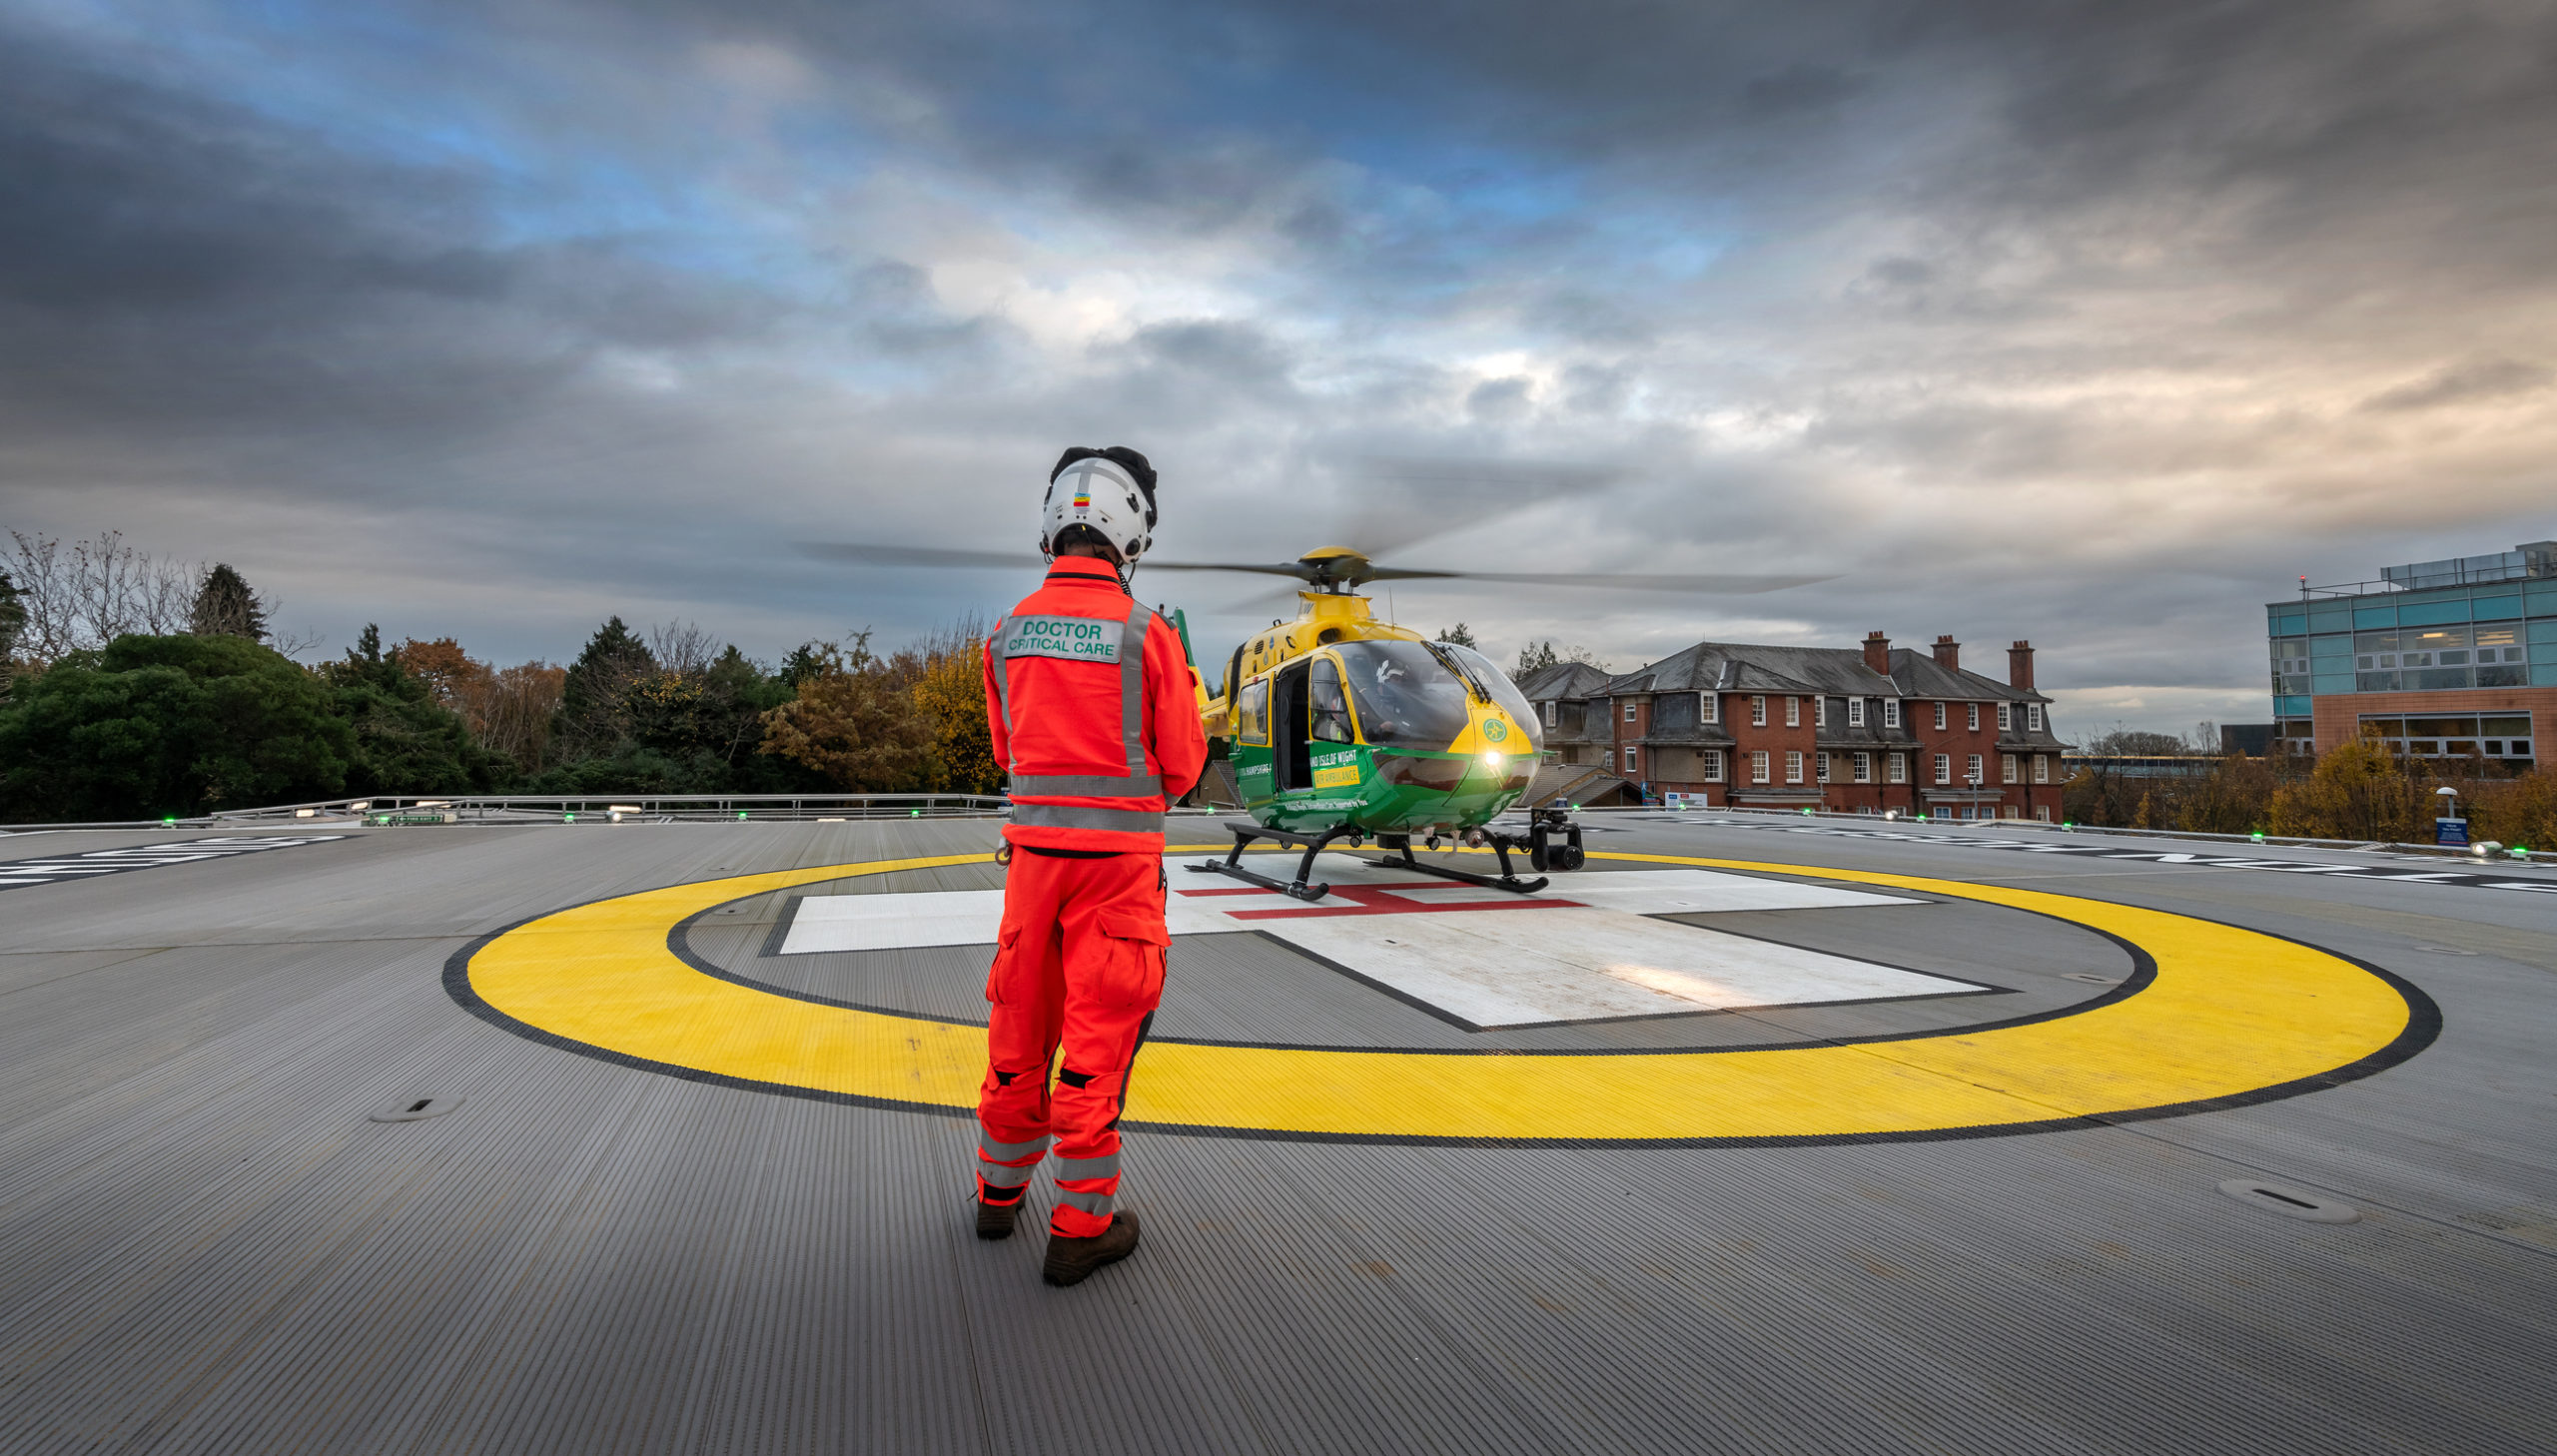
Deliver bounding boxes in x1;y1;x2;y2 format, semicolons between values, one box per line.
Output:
0;818;2551;1454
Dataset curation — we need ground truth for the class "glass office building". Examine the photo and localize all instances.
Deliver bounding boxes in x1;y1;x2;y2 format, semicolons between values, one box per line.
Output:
2266;540;2557;769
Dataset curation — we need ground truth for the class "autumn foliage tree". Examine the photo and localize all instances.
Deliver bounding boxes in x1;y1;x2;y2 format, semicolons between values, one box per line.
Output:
758;633;936;791
910;629;1001;793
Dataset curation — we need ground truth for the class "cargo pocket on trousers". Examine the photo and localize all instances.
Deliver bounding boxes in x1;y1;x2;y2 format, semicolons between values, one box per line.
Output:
984;923;1026;1006
1094;909;1169;1011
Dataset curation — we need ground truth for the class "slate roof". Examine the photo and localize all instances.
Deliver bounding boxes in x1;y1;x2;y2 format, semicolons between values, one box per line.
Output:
1514;660;1616;700
1519;640;2051;706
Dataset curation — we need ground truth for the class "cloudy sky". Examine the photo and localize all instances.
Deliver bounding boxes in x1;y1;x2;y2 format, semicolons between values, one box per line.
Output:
3;0;2552;734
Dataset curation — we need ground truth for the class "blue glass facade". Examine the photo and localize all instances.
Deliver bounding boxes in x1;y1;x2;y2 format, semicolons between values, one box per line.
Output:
2267;568;2557;765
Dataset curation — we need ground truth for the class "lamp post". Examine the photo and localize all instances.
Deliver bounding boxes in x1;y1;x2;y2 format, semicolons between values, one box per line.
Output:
2434;784;2466;847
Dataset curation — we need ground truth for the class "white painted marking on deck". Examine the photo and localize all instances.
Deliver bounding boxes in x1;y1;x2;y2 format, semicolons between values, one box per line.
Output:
775;858;1959;1026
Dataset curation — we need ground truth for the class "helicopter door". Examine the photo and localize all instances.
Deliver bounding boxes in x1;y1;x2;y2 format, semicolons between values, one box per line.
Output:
1272;661;1312;791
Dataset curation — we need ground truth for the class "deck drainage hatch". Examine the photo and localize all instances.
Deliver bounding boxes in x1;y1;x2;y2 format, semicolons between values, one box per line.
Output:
370;1095;464;1123
2218;1177;2358;1223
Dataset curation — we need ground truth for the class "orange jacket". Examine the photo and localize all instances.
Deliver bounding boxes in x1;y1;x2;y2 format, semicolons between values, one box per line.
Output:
984;556;1208;852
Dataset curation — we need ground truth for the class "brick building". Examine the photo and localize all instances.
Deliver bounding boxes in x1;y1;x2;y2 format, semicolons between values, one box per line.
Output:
1521;633;2066;819
2267;540;2554;768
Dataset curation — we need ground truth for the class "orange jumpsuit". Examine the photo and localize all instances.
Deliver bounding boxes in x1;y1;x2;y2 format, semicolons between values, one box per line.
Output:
976;556;1208;1237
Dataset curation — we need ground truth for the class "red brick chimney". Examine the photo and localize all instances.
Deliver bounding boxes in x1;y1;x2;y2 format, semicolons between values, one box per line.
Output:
1863;631;1891;674
1931;634;1960;671
2007;640;2035;692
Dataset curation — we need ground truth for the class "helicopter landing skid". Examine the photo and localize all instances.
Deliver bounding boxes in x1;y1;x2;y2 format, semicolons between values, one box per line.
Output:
1361;835;1550;896
1184;822;1359;902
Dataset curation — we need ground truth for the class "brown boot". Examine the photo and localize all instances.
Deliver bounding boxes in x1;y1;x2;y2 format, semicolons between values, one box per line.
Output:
976;1188;1028;1240
1042;1211;1141;1286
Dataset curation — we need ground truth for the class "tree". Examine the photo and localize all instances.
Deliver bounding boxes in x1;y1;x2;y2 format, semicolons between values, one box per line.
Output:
189;563;268;642
2267;731;2422;843
912;632;1001;793
0;635;353;821
391;637;476;705
321;625;509;795
0;568;23;687
1436;622;1477;648
1516;639;1559;675
552;616;656;757
757;633;935;790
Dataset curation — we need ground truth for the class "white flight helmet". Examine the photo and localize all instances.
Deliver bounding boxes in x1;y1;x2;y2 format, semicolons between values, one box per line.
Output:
1040;451;1155;564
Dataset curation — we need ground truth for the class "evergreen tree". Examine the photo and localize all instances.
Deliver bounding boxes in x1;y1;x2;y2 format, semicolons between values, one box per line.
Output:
552;616;657;756
0;635;351;820
320;624;511;795
1516;639;1559;675
0;567;24;684
1436;622;1477;648
189;563;268;641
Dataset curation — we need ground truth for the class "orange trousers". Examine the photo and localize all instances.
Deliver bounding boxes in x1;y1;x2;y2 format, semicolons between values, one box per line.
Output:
975;850;1168;1237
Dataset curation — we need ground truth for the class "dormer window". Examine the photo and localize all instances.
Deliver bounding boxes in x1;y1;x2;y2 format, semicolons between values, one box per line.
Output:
1884;700;1901;729
1848;698;1866;727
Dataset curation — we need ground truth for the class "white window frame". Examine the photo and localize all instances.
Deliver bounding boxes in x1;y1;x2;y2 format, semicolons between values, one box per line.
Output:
1752;750;1771;784
1848;698;1865;727
1998;702;2013;731
1935;753;1951;785
1785;696;1800;728
2028;704;2044;731
1814;696;1826;728
1968;703;1980;732
2034;754;2049;783
1703;749;1724;782
2002;753;2019;784
1751;695;1767;727
1967;753;1984;785
1543;700;1555;727
1624;701;1637;723
1884;700;1901;729
1623;745;1639;772
1853;751;1872;783
1935;702;1948;731
1888;752;1908;783
1785;750;1804;784
1701;694;1718;724
1814;751;1830;784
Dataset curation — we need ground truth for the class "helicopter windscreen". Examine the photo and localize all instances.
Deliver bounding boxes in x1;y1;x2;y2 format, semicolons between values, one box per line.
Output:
1334;640;1546;755
1434;643;1545;752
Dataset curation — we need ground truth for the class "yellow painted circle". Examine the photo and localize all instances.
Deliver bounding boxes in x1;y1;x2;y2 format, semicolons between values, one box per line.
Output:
447;849;2434;1145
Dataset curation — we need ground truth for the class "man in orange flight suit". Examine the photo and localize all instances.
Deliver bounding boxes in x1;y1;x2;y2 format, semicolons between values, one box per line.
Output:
974;444;1207;1287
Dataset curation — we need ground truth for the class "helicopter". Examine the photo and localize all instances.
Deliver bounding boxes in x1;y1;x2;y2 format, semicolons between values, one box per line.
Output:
807;538;1823;901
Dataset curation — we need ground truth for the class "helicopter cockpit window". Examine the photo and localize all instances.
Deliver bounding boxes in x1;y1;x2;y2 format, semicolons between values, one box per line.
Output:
1238;678;1271;745
1309;657;1355;743
1437;643;1545;754
1330;640;1546;754
1331;641;1473;751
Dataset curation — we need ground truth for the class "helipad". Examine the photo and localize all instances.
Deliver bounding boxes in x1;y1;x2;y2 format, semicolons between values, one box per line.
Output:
1;814;2551;1453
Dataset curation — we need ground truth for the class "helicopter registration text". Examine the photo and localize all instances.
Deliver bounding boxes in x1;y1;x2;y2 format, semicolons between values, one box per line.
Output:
1001;616;1123;664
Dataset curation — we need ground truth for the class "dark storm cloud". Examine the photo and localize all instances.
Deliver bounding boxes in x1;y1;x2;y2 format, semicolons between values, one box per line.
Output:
1;0;2550;731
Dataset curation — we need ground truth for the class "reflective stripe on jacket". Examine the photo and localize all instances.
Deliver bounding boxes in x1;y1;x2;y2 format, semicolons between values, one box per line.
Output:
984;556;1209;851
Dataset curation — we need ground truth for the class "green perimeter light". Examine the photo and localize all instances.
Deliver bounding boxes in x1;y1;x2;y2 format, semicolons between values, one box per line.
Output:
563;812;575;823
737;811;748;820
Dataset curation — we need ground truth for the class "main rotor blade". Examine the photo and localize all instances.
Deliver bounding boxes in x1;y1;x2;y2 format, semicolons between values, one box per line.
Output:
801;543;1040;569
1372;567;1835;593
1137;559;1317;578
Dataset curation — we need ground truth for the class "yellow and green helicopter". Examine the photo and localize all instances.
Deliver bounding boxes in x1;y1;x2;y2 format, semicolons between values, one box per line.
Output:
815;537;1821;901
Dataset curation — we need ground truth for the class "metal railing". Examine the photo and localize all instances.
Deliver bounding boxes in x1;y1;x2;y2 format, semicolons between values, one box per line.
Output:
1615;801;2542;863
